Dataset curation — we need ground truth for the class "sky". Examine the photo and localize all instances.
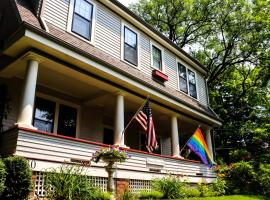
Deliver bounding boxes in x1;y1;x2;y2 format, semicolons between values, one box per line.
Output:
118;0;138;7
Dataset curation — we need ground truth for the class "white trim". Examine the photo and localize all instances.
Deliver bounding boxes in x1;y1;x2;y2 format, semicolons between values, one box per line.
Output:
150;40;165;73
35;92;81;138
176;59;199;102
67;0;97;46
121;21;141;69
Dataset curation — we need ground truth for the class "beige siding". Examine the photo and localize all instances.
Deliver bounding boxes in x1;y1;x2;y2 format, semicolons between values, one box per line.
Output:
197;73;208;106
140;33;152;75
164;50;178;90
43;0;69;31
95;3;121;59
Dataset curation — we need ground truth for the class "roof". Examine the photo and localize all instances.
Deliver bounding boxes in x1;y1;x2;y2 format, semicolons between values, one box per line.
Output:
8;0;221;124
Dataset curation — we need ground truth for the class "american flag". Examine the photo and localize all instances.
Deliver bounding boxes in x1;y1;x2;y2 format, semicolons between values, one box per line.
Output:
135;100;158;152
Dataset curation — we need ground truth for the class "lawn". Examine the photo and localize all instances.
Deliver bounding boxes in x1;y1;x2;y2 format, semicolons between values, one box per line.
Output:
186;195;269;200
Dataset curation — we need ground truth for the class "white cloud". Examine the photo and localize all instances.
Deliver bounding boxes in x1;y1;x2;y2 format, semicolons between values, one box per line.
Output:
118;0;138;7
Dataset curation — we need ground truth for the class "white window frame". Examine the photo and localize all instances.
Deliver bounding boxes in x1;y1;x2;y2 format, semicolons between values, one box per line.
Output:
139;132;162;154
35;92;81;138
176;59;199;101
121;21;140;69
67;0;96;45
150;40;165;73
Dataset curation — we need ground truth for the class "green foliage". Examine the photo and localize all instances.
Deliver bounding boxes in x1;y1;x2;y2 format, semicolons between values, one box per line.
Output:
152;176;185;199
197;182;216;197
45;164;104;200
119;189;137;200
138;190;163;199
255;164;270;195
0;159;6;196
182;195;268;200
229;149;251;163
210;178;227;196
96;191;112;200
2;156;32;200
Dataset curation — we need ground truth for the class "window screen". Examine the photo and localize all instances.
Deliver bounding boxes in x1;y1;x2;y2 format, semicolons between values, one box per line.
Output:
152;45;162;70
124;26;138;66
178;63;188;94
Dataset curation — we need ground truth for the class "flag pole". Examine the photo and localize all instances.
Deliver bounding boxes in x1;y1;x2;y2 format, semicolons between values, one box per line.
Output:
179;125;201;155
119;95;150;144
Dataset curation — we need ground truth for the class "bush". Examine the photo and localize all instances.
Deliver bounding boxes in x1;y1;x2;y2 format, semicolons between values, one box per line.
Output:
2;156;32;200
0;159;6;196
138;190;163;199
255;164;270;195
119;189;137;200
179;185;200;198
96;191;112;200
152;176;185;199
210;178;227;196
45;164;103;200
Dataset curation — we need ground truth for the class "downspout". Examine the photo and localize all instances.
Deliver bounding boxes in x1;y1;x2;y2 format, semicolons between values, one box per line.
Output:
37;0;49;32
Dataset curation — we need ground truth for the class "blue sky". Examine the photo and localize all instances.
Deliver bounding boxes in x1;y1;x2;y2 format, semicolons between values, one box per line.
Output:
118;0;138;7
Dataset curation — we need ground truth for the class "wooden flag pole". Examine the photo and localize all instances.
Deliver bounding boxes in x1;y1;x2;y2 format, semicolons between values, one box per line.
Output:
179;125;201;155
119;95;150;144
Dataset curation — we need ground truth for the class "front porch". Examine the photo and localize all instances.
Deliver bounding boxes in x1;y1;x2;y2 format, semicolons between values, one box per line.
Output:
0;51;218;194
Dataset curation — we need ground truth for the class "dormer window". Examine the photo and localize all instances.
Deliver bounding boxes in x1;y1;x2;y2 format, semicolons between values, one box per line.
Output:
71;0;93;40
124;26;138;66
178;62;197;99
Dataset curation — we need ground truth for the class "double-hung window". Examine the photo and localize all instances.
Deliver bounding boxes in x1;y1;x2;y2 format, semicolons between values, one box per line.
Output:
124;26;138;66
152;45;162;70
178;63;197;99
72;0;93;40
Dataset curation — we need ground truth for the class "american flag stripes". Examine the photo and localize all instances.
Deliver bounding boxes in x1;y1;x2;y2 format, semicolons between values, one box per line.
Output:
135;100;158;152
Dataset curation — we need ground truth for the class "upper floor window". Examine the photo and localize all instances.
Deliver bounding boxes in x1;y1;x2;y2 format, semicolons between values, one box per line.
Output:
152;45;162;70
71;0;93;40
178;63;197;99
123;26;138;66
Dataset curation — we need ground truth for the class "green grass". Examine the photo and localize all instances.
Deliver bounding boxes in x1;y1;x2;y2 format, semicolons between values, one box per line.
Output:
185;195;270;200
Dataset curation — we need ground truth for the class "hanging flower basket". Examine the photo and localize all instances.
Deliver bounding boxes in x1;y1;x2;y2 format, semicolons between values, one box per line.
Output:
91;146;130;165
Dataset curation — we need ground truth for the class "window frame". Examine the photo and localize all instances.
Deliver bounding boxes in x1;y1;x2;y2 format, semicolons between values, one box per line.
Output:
177;60;199;100
34;93;81;138
67;0;96;45
121;22;140;68
150;41;165;72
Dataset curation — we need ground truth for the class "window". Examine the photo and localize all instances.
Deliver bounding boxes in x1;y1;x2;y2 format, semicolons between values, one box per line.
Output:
178;62;197;99
103;128;114;145
140;134;161;154
178;63;188;94
33;97;78;137
124;26;138;66
33;97;56;132
152;45;162;70
188;69;197;98
57;105;77;138
71;0;93;40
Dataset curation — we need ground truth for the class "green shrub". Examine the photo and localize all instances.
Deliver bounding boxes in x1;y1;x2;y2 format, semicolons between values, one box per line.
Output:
180;186;200;198
138;190;163;199
45;164;102;200
96;191;112;200
0;159;6;196
152;176;185;199
255;164;270;195
119;189;137;200
211;178;227;196
2;156;32;200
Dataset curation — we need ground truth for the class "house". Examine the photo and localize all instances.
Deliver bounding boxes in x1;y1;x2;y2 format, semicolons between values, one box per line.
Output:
0;0;222;196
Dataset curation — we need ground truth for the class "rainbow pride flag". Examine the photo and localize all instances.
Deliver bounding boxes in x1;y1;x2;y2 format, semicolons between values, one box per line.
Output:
187;128;215;166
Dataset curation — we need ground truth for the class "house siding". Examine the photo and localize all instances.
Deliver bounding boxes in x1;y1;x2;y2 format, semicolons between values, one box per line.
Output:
197;73;208;107
140;33;152;75
164;50;178;90
43;0;69;31
95;3;121;59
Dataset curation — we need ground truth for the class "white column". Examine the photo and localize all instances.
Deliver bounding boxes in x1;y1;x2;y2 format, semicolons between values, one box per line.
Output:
205;128;214;161
114;93;125;146
17;56;40;129
171;115;180;157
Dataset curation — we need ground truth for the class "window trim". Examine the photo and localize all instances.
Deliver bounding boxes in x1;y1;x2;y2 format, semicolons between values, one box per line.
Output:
150;40;165;73
121;22;140;68
67;0;96;45
177;60;199;101
34;93;81;138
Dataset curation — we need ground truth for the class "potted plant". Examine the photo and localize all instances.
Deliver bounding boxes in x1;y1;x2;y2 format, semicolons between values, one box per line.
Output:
91;146;130;193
